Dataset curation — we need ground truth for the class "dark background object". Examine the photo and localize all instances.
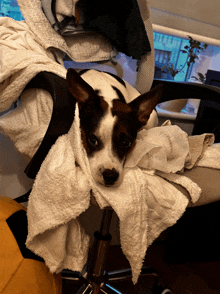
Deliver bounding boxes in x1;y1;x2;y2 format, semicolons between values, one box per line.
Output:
192;69;220;142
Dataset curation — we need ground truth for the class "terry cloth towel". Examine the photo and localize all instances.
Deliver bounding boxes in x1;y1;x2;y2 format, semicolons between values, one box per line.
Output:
125;125;215;173
197;143;220;169
0;17;67;112
25;103;217;284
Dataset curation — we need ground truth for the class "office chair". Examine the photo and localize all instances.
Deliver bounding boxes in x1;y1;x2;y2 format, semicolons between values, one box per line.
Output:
152;79;220;143
15;72;220;294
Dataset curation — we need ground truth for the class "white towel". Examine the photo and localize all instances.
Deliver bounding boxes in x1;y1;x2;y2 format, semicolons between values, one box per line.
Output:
25;104;216;284
197;143;220;169
0;17;67;112
125;125;190;173
0;89;53;161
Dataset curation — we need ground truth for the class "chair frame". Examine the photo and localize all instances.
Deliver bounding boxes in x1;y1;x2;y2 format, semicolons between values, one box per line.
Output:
16;75;220;293
61;207;159;294
152;79;220;104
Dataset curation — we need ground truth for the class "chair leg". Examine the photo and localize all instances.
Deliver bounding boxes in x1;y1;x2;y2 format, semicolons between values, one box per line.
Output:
76;282;93;294
62;208;162;293
106;266;158;282
62;269;86;283
101;283;123;293
76;282;123;294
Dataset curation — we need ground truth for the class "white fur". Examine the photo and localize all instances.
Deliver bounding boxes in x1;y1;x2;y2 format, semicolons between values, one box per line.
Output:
88;108;124;186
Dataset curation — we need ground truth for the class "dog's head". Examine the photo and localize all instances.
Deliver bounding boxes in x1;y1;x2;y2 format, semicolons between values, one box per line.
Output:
67;68;162;187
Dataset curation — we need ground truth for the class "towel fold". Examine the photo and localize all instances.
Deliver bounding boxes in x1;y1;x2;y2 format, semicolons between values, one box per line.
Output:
197;143;220;169
187;133;215;168
125;125;189;173
25;103;218;284
0;89;53;160
0;17;67;112
125;125;214;174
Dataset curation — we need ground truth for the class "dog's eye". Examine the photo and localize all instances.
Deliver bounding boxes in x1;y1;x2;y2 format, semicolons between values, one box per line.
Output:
88;135;99;147
122;139;132;149
119;133;133;149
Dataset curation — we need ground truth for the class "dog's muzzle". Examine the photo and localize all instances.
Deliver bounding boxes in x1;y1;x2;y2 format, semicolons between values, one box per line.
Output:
102;168;119;186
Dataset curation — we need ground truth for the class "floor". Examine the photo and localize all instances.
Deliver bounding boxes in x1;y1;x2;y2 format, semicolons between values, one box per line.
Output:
62;244;167;294
62;243;220;294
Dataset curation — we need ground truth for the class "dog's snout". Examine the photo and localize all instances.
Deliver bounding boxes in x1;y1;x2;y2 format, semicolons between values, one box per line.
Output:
102;168;119;186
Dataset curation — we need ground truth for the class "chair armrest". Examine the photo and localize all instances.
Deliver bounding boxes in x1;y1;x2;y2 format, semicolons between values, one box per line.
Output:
172;167;220;207
152;79;220;104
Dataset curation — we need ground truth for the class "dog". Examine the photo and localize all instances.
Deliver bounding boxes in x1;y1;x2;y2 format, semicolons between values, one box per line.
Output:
67;68;162;187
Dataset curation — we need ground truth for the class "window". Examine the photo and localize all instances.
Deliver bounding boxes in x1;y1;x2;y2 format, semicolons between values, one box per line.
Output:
155;49;171;64
153;31;220;83
0;0;23;20
154;32;197;82
153;30;220;116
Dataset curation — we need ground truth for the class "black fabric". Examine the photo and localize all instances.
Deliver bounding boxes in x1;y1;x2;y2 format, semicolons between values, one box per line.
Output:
159;201;220;264
213;123;220;143
77;0;151;60
6;210;44;262
15;189;31;203
24;71;76;179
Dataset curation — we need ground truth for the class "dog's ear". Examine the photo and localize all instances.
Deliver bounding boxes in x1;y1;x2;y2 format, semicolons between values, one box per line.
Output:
128;84;163;127
66;68;96;105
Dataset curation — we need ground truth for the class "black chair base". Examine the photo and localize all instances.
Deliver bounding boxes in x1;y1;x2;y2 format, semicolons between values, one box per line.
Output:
62;266;159;294
61;208;162;294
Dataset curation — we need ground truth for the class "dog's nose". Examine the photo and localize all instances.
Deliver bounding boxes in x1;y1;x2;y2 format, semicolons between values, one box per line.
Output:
102;168;119;186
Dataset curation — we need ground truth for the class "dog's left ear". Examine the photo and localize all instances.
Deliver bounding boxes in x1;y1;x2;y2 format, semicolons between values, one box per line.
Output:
128;84;163;127
66;68;97;105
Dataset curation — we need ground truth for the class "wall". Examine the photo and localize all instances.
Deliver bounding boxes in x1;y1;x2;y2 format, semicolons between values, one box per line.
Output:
148;0;219;27
148;0;220;40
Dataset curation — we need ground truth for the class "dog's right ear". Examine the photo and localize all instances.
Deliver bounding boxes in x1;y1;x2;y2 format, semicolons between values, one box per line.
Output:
66;68;96;105
128;84;163;128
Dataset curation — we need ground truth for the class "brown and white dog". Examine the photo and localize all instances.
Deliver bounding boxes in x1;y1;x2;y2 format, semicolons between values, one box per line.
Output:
67;68;162;187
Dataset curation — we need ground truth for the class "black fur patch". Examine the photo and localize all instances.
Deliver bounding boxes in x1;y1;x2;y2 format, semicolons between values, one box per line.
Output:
111;103;140;161
112;118;138;161
79;96;108;157
104;72;126;87
112;86;126;103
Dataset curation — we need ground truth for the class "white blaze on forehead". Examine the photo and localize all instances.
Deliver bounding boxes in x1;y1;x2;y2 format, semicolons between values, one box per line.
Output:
88;107;124;186
95;108;116;152
90;108;121;168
